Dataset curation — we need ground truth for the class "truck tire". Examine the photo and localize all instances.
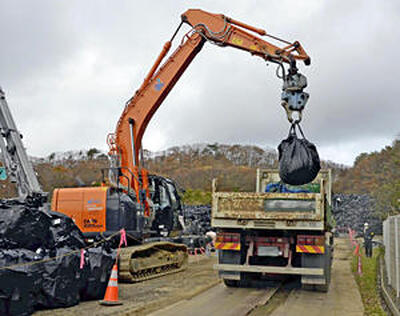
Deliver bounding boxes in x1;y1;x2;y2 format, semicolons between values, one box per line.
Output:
302;284;328;292
223;279;239;287
315;284;329;293
301;284;314;291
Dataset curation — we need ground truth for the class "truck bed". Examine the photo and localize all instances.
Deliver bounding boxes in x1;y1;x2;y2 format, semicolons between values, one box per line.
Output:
212;191;325;231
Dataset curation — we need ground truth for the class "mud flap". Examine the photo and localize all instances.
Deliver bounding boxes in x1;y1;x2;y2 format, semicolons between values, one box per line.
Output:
218;250;241;281
301;244;331;288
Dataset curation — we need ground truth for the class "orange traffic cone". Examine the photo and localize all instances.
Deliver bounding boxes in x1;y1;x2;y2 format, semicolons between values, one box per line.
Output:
99;264;123;306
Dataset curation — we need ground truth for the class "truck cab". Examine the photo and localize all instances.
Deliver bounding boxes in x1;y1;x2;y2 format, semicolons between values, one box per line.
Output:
212;169;333;291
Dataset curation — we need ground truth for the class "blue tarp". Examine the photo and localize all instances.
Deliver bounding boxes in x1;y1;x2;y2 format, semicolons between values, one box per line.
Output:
265;183;311;193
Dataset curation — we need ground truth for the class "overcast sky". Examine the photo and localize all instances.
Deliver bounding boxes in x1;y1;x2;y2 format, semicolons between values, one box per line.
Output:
0;0;399;166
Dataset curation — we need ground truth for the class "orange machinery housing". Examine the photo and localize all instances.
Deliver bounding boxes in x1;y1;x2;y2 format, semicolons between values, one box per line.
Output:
52;186;141;238
52;187;108;232
52;9;310;239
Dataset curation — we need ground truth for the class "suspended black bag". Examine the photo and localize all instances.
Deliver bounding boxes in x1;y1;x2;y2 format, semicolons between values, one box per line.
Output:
278;123;320;185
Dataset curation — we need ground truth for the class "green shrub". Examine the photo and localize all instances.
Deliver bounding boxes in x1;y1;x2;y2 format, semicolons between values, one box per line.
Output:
182;189;211;205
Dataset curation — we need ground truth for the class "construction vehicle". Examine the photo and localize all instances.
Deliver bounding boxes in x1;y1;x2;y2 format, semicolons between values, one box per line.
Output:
0;86;186;283
3;9;311;283
212;169;333;291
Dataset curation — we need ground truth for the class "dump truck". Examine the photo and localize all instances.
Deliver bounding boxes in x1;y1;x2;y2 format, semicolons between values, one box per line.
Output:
212;169;333;292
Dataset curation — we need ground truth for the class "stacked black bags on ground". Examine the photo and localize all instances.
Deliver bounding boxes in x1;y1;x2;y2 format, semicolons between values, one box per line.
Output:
332;194;382;235
0;199;116;315
176;205;212;249
0;249;40;315
183;205;212;236
278;123;320;185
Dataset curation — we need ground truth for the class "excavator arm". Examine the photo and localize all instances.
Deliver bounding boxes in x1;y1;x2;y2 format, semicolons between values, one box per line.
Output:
182;9;310;65
108;9;310;193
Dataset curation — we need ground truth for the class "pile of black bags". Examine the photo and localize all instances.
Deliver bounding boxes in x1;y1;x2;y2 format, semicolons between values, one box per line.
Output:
183;205;212;236
278;123;320;185
173;205;213;249
332;194;382;235
0;199;116;315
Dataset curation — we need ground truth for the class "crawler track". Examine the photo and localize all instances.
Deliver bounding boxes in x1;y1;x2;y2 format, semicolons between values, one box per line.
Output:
118;241;188;283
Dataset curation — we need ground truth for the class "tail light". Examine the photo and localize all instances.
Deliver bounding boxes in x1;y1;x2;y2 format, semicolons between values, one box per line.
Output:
215;232;241;251
216;232;240;243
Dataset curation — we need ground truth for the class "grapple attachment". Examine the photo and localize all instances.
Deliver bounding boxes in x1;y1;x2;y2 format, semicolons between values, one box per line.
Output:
281;72;309;123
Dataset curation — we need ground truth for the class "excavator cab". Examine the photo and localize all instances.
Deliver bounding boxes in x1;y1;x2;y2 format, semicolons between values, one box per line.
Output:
147;175;184;237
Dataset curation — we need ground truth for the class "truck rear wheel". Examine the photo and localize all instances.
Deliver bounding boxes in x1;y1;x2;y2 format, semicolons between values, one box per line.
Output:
302;283;329;292
223;279;239;287
315;284;329;292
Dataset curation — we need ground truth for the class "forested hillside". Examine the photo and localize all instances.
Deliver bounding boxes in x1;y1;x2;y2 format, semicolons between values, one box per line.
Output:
5;141;396;208
144;143;278;192
334;139;400;218
0;143;281;199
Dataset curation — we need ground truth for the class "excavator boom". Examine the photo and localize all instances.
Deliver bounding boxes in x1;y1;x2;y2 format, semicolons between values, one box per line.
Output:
110;9;311;192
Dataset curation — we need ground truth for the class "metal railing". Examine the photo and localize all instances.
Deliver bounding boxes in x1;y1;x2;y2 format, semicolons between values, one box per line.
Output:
383;215;400;298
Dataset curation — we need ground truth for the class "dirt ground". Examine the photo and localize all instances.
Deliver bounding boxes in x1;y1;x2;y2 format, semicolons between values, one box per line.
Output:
267;238;364;316
35;238;365;316
34;254;220;316
149;282;277;316
151;238;365;316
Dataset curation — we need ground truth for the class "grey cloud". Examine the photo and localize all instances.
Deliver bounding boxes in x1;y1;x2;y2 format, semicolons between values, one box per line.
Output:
0;0;399;166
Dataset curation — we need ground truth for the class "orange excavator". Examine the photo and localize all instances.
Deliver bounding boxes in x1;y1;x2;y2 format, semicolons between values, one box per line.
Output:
51;9;311;282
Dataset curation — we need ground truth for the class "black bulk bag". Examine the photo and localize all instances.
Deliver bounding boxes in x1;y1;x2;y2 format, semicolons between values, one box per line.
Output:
278;123;320;185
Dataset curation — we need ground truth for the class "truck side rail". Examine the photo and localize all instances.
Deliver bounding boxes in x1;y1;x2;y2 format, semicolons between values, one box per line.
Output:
212;191;325;221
